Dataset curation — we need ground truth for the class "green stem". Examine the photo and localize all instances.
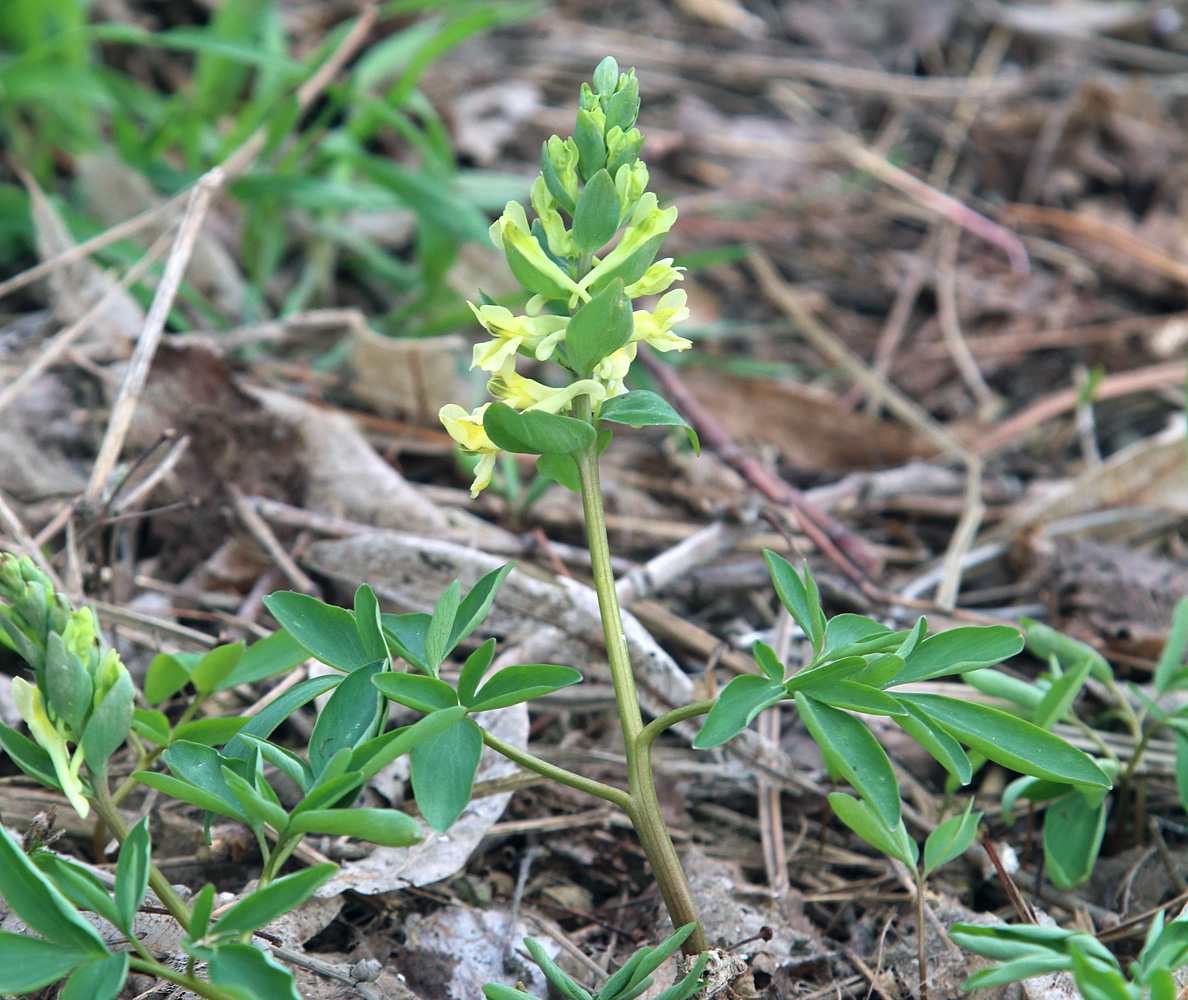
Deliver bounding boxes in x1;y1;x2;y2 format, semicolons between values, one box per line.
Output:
112;695;205;806
259;834;302;886
90;770;193;929
571;396;706;956
129;956;242;1000
480;728;633;813
636;702;714;754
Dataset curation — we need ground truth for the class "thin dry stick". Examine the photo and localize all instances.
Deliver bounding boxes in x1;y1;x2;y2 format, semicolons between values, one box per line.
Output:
615;520;748;607
759;609;794;896
927;25;1013;189
0;192;188;305
227;485;318;595
0;489;65;590
0;232;173;419
936;223;1000;419
637;348;878;582
112;435;191;514
770;83;1029;275
977;360;1188;455
748;249;983;608
83;171;223;507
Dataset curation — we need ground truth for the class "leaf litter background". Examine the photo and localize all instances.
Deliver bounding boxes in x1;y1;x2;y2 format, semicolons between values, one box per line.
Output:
3;0;1188;998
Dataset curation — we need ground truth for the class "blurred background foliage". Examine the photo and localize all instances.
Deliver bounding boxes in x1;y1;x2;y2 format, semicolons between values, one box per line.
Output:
0;0;537;336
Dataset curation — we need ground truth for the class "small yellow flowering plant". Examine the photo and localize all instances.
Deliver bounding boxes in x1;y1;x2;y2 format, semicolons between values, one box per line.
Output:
439;56;696;499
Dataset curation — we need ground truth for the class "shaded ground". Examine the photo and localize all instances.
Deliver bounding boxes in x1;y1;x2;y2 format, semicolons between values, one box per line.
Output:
3;1;1188;998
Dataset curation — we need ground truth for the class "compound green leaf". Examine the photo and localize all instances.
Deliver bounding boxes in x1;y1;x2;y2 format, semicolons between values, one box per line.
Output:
923;801;981;876
380;612;431;673
1044;791;1108;889
0;933;92;993
890;626;1024;687
60;951;128;1000
216;629;310;691
114;818;151;934
310;662;385;775
827;793;916;867
450;564;514;652
223;674;340;762
0;824;105;953
763;551;823;652
189;642;245;694
372;672;458;714
457;639;496;707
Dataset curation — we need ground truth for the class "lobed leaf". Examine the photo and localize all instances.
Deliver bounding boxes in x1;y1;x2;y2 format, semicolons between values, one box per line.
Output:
411;716;484;832
114;818;151;934
289;808;422;847
208;942;302;1000
210;865;338;940
59;951;128;1000
890;625;1024;687
469;664;583;712
692;674;785;749
263;592;371;672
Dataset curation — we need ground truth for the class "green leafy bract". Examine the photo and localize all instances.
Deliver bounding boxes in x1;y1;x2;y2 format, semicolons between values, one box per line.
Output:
571;168;621;254
565;279;634;377
598;390;698;452
483;402;596;456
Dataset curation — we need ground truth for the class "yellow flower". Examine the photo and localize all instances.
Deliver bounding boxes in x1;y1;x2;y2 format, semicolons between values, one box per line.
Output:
11;677;89;818
487;360;606;414
631;289;691;352
489;201;587;304
594;344;637;399
468;303;569;372
440;403;501;497
625;258;684;298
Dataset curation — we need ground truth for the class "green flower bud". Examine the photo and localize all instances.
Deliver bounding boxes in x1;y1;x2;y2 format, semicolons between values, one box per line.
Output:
81;652;133;777
606;126;644;176
531;177;577;259
542;137;580;214
614;160;649;224
603;74;640;134
591;56;619;97
45;629;93;735
61;607;99;668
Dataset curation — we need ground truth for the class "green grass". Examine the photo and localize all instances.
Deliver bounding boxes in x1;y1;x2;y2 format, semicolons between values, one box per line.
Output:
0;0;540;335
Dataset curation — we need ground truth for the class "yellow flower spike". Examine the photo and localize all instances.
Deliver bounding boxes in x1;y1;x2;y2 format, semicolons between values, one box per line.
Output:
11;677;90;818
577;193;678;294
440;403;504;497
631;289;692;352
613;160;649;222
625;258;685;298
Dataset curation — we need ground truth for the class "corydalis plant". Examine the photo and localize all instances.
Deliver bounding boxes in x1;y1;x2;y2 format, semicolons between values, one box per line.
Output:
440;56;695;497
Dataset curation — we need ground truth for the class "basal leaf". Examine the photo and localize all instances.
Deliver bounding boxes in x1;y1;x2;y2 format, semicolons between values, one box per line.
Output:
894;701;972;785
763;551;823;652
208;942;302;1000
1044;791;1108;889
350;706;469;781
210;865;338;940
380;612;431;673
922;801;981;876
796;680;907;717
309;661;385;775
424;580;462;675
827;793;916;866
372;672;459;714
189;642;245;694
216;629;310;691
457;639;496;706
289;808;423;847
114;818;151;934
890;626;1024;687
223;674;340;762
449;563;514;652
353;585;388;665
59;951;128;1000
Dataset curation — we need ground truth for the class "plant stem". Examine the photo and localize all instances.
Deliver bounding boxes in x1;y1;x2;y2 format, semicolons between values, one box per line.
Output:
480;728;633;813
637;702;714;753
915;867;929;1000
90;769;193;929
572;396;707;956
129;956;241;1000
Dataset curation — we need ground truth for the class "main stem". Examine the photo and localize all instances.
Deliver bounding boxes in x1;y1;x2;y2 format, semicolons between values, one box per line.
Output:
572;396;706;956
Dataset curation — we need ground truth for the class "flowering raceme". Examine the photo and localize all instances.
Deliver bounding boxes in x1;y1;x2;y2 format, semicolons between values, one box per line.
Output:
440;56;694;496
